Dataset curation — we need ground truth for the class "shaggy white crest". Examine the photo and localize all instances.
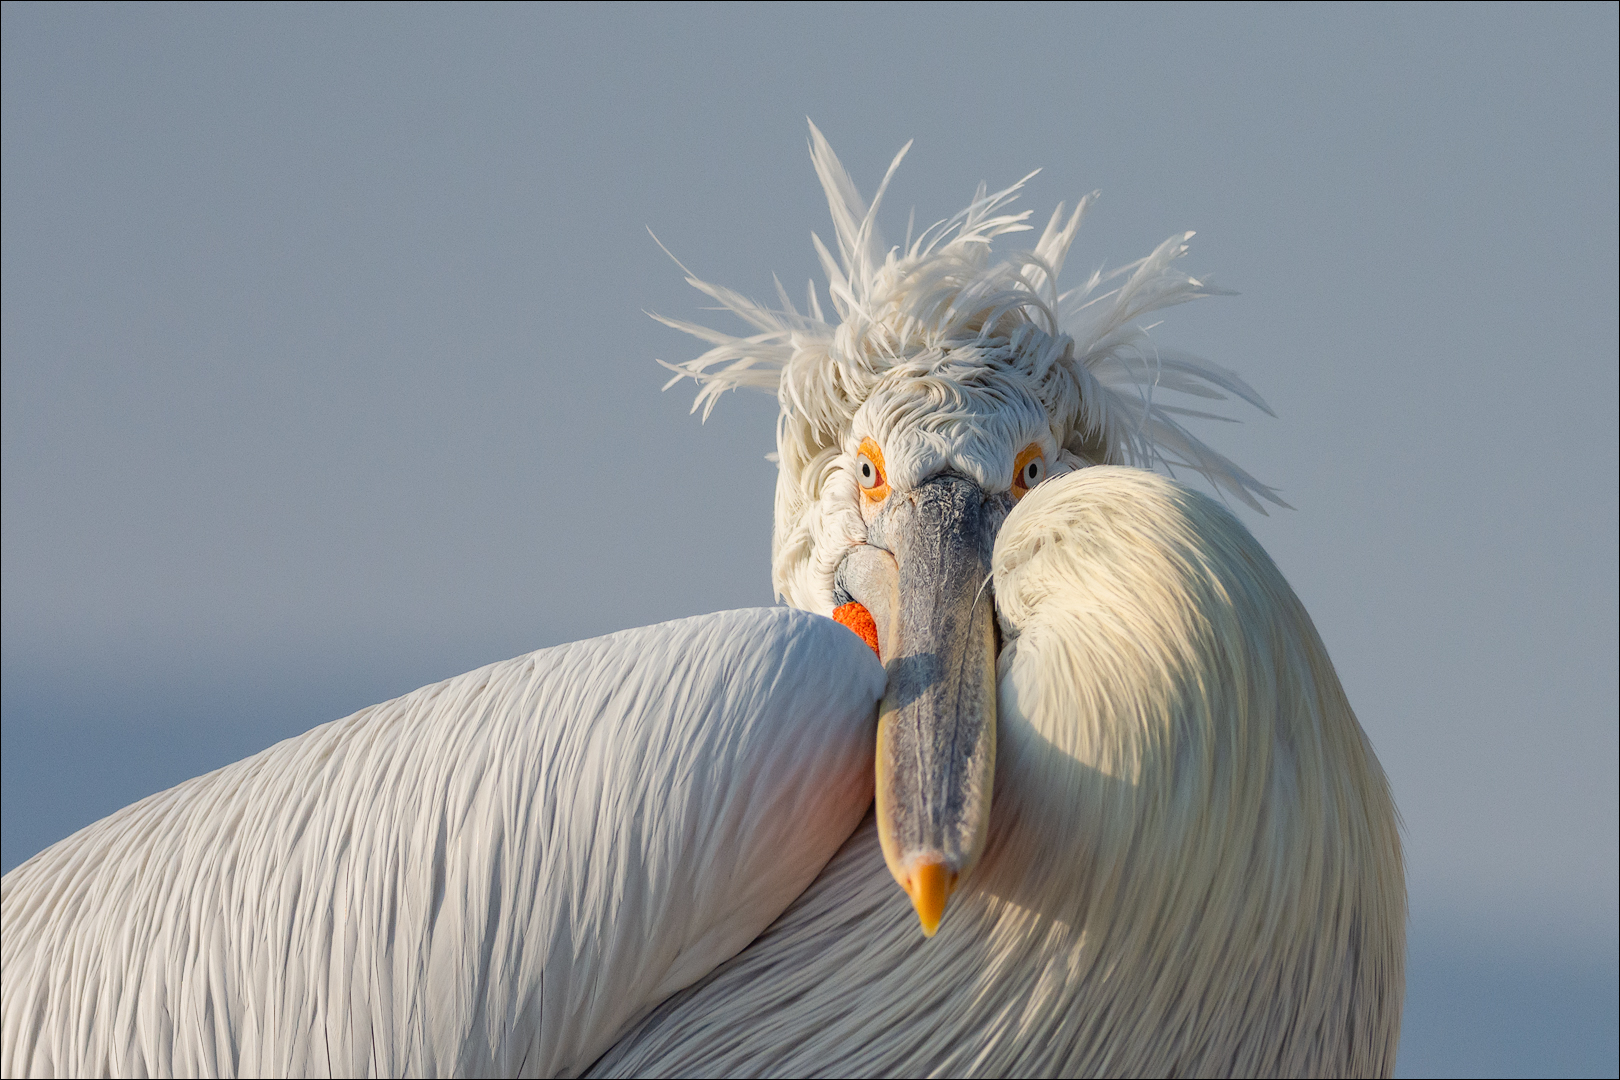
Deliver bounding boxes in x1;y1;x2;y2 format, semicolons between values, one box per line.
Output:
656;122;1286;609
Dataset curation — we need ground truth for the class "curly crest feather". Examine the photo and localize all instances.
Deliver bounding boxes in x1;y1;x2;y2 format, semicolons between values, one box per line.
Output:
654;122;1286;603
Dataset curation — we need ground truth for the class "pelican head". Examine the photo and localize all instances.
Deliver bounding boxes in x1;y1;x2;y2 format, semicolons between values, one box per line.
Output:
830;365;1057;932
659;123;1285;935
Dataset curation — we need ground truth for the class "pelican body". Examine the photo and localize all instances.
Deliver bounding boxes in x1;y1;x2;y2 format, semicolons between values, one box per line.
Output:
2;611;886;1076
594;467;1404;1077
1;126;1404;1077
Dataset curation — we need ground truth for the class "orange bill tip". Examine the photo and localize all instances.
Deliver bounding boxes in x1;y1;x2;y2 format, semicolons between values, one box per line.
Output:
833;602;882;659
904;860;956;938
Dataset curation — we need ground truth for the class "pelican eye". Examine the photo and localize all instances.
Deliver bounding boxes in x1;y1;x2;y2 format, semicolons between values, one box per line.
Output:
1012;444;1047;498
855;437;890;501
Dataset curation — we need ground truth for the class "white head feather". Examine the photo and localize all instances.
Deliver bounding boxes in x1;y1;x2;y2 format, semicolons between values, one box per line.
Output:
657;122;1286;613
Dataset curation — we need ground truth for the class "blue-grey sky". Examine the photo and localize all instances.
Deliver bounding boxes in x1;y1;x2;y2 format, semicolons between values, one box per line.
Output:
3;5;1615;1076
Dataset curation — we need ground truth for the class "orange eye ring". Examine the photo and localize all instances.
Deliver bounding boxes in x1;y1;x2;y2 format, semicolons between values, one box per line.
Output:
856;437;890;503
1012;443;1047;499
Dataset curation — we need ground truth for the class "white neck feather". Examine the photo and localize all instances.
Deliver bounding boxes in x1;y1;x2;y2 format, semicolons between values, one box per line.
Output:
591;469;1405;1078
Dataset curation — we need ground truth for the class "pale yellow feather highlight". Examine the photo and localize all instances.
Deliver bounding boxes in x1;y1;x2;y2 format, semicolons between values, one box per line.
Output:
590;468;1404;1078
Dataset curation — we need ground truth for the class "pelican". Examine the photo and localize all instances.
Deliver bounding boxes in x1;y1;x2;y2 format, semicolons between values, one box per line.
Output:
0;125;1404;1078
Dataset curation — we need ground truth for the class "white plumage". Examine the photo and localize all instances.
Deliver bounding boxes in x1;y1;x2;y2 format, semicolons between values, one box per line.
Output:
2;612;884;1076
1;125;1404;1078
591;468;1403;1077
657;124;1284;615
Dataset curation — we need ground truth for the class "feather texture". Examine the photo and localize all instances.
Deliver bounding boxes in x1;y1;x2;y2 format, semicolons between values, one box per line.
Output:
591;469;1404;1078
1;609;885;1078
655;124;1286;611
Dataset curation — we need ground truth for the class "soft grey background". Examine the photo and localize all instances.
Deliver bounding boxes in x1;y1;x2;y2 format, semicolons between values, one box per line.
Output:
3;5;1615;1076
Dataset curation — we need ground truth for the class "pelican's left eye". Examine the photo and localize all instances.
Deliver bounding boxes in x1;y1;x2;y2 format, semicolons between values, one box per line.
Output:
1012;444;1046;498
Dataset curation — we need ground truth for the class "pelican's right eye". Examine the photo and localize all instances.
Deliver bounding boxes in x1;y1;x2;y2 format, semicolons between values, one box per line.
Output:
855;438;890;502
